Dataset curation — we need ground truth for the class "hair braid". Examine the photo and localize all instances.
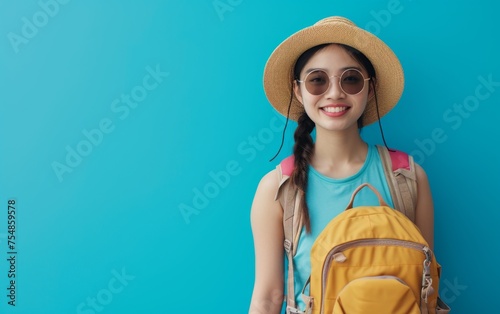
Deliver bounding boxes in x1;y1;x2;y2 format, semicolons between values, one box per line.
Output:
291;111;315;233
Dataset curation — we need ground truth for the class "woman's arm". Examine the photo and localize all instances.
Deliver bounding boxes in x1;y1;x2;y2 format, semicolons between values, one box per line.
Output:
414;163;435;250
249;170;285;314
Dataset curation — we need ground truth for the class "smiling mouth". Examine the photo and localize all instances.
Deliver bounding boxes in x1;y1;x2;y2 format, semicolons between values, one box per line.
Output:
322;106;347;113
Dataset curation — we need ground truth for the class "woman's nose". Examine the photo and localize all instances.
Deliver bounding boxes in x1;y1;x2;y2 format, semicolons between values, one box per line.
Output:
324;77;346;99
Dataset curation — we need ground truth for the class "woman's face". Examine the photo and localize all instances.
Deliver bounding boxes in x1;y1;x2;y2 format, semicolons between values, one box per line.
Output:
294;44;372;133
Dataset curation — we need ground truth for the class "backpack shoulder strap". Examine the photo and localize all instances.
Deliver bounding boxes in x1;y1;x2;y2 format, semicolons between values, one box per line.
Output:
275;155;303;250
377;145;418;222
275;155;304;313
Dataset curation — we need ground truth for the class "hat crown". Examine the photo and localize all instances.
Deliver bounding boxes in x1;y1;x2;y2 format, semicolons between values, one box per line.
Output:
314;16;356;27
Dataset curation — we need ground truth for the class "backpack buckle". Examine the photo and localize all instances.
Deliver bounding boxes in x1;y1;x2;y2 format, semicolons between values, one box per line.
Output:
284;239;292;253
286;305;305;314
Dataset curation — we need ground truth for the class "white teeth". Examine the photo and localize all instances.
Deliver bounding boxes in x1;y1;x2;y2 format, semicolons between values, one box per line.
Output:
322;106;347;113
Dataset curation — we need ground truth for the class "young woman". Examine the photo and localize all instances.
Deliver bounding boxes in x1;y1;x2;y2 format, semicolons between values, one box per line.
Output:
249;17;434;313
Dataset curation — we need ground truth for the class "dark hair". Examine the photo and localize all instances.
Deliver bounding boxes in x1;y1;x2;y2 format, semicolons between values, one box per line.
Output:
291;43;377;233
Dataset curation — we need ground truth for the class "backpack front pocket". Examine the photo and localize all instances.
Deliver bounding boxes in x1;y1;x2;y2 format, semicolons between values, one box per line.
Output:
332;276;421;314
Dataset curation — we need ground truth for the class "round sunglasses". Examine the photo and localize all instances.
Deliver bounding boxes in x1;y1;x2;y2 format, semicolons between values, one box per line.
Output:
297;68;371;96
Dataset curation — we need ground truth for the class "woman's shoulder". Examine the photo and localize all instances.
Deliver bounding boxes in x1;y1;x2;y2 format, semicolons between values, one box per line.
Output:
256;168;281;195
251;168;283;227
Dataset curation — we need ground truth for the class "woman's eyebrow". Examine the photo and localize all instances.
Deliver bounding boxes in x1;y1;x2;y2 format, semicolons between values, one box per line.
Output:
303;67;326;74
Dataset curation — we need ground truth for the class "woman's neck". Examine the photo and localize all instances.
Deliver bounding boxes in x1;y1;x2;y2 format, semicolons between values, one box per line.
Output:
310;127;368;178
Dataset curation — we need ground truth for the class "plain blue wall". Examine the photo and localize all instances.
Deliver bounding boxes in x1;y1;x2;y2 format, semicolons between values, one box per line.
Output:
1;1;498;313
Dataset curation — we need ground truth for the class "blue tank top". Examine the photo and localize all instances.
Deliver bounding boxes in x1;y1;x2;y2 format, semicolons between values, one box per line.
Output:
291;144;394;310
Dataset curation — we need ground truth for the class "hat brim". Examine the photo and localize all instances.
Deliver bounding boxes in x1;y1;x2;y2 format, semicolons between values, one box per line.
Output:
263;17;404;126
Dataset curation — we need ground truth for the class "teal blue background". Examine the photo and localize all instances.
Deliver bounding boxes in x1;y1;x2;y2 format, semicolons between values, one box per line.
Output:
1;1;498;313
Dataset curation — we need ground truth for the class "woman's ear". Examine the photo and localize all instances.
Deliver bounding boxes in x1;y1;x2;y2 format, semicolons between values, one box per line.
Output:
293;80;303;104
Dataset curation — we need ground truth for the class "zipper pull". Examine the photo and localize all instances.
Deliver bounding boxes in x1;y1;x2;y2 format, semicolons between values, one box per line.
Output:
421;246;433;303
332;252;347;263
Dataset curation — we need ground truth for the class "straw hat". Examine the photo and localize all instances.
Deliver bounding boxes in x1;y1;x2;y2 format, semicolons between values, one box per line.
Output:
263;16;404;126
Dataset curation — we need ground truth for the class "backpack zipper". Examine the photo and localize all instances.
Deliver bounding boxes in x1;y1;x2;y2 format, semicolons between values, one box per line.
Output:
319;239;432;314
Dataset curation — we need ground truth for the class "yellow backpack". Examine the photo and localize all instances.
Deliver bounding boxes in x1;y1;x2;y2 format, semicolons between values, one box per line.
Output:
275;146;450;314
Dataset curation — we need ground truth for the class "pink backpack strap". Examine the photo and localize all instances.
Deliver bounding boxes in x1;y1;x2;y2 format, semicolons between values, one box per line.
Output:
377;145;417;222
388;149;411;172
280;155;295;177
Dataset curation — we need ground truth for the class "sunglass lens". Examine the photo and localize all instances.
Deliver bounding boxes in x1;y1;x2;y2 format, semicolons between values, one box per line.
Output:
305;70;329;95
340;70;364;94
